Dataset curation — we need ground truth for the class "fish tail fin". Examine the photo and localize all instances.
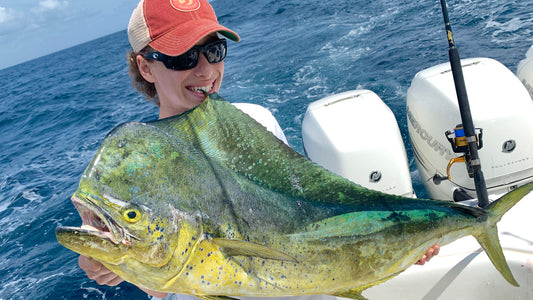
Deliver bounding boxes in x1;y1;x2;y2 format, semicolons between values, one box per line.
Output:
475;228;519;286
475;182;533;287
486;182;533;223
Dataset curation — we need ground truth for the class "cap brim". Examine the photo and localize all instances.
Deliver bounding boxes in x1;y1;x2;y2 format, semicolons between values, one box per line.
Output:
149;19;240;56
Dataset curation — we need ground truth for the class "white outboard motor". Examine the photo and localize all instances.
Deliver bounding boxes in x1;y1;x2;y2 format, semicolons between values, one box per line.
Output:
407;57;533;202
302;90;415;197
517;44;533;100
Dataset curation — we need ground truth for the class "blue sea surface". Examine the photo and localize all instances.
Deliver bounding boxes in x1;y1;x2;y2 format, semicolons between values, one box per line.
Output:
0;0;531;298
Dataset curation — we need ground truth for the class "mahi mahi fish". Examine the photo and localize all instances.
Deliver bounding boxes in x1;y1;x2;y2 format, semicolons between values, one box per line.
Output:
56;93;533;300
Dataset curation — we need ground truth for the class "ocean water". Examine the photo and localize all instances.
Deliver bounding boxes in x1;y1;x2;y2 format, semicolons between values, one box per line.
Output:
0;0;531;299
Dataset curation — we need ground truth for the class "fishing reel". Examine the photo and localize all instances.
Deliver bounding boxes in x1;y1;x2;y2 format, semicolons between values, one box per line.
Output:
433;124;483;184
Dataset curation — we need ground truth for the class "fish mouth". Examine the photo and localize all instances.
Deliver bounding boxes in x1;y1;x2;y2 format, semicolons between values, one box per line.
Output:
63;193;130;245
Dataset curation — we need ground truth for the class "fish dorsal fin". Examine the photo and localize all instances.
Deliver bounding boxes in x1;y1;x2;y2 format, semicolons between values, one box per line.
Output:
150;93;378;206
211;238;297;262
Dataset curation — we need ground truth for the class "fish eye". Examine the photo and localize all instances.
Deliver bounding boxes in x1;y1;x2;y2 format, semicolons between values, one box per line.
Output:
123;209;141;222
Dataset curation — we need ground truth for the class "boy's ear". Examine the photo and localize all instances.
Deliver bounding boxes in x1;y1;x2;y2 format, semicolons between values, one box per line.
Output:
137;55;155;83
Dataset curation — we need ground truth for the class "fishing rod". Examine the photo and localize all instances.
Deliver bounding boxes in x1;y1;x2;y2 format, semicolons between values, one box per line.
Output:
438;0;490;208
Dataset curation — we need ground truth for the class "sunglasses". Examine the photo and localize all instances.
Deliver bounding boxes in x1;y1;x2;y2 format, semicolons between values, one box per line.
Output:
143;39;227;71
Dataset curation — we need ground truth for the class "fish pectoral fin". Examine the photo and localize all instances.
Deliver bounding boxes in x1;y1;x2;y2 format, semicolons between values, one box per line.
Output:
195;296;240;300
212;238;297;262
334;289;368;300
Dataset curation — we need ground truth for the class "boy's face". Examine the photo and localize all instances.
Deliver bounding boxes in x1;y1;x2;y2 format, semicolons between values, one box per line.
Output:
138;34;224;119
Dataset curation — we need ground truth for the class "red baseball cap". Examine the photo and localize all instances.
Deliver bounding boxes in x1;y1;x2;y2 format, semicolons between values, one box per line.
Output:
128;0;240;55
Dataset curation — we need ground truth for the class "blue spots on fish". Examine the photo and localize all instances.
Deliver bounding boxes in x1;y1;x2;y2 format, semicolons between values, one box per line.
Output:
148;141;164;159
184;265;194;276
125;152;150;177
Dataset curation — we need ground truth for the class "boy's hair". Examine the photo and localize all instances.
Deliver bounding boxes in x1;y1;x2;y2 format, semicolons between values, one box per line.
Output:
127;47;159;105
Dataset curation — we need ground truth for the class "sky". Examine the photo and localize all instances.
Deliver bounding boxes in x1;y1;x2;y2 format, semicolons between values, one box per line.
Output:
0;0;139;70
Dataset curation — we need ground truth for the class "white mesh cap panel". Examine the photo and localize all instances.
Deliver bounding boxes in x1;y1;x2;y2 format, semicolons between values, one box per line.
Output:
128;1;152;53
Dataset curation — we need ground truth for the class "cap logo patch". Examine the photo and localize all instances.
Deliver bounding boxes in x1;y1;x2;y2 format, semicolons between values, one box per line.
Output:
170;0;201;12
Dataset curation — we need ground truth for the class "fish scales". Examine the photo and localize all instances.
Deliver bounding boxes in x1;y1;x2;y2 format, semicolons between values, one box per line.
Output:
57;93;533;299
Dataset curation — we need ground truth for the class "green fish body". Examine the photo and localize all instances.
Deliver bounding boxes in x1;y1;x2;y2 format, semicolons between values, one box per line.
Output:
56;93;533;299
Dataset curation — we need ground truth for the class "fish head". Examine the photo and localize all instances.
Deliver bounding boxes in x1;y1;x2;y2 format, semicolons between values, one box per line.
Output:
57;122;208;273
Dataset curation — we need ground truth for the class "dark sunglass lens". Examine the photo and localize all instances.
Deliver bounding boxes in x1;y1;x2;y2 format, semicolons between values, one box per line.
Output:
205;40;227;63
207;44;226;63
145;39;226;71
164;49;199;70
181;49;200;69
